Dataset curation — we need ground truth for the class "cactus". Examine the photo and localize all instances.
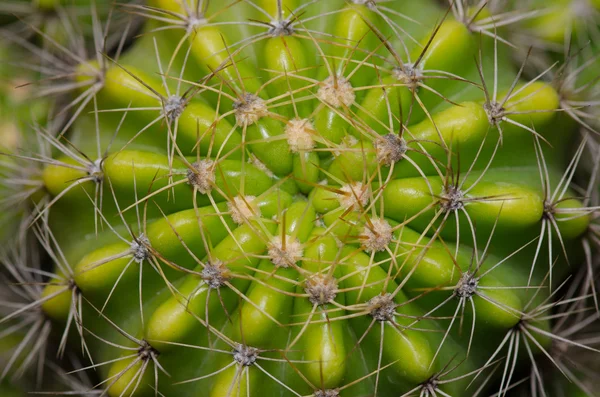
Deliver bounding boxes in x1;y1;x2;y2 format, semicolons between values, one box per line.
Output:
1;0;600;396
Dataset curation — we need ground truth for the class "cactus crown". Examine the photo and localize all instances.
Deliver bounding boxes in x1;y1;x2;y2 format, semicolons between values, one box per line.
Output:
0;0;600;397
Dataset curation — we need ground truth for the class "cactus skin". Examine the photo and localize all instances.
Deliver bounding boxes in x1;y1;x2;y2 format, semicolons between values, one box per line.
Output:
1;0;600;396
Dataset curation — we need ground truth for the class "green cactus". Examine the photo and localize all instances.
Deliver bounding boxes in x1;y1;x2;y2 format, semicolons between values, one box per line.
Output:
1;0;600;396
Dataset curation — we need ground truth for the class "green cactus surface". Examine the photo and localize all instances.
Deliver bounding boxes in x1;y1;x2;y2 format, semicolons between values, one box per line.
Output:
1;1;600;396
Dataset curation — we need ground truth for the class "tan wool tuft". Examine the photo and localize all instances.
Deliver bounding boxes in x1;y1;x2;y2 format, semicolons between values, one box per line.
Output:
285;118;316;152
228;195;260;224
268;235;303;268
234;94;268;126
317;76;355;108
338;182;370;210
187;159;215;194
375;133;407;165
362;218;393;252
